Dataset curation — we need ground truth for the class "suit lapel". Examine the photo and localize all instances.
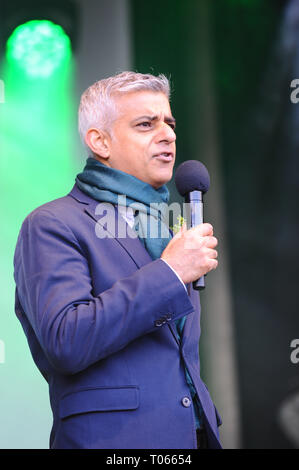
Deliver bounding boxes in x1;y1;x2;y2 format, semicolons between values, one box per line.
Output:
69;184;153;269
86;198;154;269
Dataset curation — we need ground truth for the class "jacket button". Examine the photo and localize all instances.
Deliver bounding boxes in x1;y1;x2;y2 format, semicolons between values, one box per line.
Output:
166;314;172;321
154;319;163;327
181;397;192;408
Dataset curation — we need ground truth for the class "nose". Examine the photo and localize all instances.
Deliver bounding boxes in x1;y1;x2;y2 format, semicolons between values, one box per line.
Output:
157;122;176;144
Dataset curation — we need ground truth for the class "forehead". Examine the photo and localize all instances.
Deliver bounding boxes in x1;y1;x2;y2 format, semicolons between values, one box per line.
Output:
113;90;172;119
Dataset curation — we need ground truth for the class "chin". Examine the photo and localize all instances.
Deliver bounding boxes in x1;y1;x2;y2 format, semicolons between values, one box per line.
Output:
152;175;172;189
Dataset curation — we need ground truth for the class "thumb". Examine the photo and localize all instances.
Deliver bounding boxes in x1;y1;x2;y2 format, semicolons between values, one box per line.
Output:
180;221;187;232
174;220;187;239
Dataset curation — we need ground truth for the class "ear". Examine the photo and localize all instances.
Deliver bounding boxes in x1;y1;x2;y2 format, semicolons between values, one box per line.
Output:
84;128;111;160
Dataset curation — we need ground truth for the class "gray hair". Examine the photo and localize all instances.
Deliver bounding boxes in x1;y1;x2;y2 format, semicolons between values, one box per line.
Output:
78;71;171;152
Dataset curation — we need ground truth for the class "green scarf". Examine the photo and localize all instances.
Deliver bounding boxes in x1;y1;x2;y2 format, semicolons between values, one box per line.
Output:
76;157;172;260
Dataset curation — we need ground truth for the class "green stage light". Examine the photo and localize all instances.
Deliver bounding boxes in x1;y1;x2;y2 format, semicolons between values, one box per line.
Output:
6;19;72;78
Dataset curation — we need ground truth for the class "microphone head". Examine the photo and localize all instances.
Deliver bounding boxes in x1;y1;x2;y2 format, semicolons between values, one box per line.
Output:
174;160;210;196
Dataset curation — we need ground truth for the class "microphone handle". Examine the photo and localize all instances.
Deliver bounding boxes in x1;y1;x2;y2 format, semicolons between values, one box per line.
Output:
194;275;205;290
186;191;205;291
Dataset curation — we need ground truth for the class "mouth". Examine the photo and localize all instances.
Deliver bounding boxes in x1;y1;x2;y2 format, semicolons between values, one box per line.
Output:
153;152;174;162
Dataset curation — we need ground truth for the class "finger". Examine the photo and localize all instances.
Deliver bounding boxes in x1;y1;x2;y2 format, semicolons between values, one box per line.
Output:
207;258;218;272
184;227;215;250
204;236;218;248
211;259;218;270
195;223;214;237
207;248;218;259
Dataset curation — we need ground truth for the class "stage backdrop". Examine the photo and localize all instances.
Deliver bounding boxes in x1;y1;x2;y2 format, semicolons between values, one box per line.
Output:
1;0;298;449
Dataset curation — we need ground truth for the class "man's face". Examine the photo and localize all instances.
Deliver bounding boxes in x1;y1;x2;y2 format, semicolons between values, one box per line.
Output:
105;91;176;189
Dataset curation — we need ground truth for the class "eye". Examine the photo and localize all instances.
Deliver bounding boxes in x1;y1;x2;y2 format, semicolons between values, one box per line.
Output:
137;121;152;129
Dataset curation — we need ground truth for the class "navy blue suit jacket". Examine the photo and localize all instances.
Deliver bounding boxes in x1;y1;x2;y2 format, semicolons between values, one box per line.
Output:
13;184;222;449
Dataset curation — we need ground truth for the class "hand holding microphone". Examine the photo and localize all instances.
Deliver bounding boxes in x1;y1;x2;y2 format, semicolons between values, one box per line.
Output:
161;222;218;285
161;160;218;289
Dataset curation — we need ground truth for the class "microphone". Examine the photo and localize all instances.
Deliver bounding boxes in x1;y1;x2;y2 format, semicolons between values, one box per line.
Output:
174;160;210;290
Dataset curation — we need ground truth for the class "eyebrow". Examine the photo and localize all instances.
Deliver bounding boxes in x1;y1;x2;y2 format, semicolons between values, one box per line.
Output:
132;115;176;126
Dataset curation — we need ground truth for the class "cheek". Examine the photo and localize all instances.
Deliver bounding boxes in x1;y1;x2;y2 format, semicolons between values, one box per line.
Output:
112;130;153;169
122;144;149;172
130;138;152;162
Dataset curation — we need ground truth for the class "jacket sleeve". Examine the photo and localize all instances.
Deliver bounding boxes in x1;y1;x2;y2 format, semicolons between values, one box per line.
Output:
14;208;194;375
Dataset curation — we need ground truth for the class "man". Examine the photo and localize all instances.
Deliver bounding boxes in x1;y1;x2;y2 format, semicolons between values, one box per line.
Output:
13;71;221;449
